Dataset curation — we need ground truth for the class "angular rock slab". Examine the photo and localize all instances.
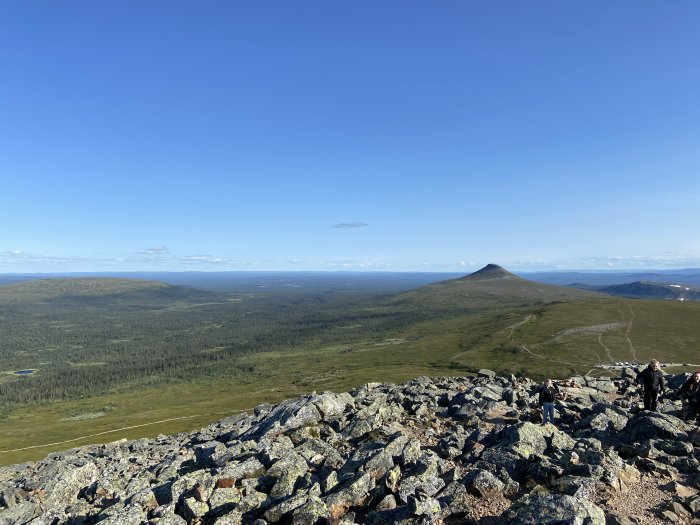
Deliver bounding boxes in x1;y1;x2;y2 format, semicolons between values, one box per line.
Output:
504;492;606;525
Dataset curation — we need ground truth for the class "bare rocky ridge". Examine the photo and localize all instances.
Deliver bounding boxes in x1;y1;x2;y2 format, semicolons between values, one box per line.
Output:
1;370;700;525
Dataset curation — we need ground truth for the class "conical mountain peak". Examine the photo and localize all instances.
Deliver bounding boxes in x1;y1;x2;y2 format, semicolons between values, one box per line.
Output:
461;263;520;281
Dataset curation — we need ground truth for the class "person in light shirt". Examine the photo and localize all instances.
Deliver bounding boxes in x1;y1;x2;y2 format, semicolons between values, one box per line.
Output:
538;379;560;425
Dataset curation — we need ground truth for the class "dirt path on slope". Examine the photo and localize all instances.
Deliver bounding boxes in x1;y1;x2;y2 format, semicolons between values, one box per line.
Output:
0;409;249;454
509;315;610;368
518;344;588;368
598;333;614;363
507;315;536;339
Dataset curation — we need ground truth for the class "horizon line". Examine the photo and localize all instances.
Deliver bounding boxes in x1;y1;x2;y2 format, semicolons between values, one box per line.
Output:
2;267;700;276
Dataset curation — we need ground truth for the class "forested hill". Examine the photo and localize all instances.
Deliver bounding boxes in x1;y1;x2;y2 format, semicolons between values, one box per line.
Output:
0;276;428;406
0;277;227;305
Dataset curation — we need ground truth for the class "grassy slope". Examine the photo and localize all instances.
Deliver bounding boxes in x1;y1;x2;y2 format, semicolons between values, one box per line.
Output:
2;273;700;465
0;339;465;465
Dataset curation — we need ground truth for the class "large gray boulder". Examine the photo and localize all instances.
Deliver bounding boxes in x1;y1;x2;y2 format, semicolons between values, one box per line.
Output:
323;472;374;518
0;502;40;525
577;405;629;433
621;412;691;442
489;421;574;458
242;397;323;439
311;392;355;420
462;469;505;498
504;492;606;524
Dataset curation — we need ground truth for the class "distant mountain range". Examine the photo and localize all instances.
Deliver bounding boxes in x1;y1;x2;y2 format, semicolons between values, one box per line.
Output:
518;269;700;302
575;280;700;302
4;267;700;302
521;269;700;287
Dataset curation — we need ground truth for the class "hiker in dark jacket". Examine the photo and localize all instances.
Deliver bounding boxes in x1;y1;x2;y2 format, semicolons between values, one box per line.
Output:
538;379;560;425
679;371;700;421
635;359;665;412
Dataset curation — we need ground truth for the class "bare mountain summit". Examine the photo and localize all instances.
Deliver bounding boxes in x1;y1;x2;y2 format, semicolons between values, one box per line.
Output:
390;263;603;309
460;263;522;281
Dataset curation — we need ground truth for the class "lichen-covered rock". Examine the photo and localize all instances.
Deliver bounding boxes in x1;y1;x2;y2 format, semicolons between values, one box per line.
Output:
218;456;266;480
194;439;227;466
621;412;691;442
291;496;330;525
264;492;309;522
157;510;189;525
490;422;550;458
409;493;441;516
504;492;606;524
0;502;40;525
243;397;323;439
397;475;444;504
654;439;694;457
312;392;354;420
549;475;601;500
0;371;695;524
209;486;241;517
462;469;505;498
97;502;148;525
577;405;629;433
237;487;271;513
42;460;99;511
324;472;374;518
471;384;504;402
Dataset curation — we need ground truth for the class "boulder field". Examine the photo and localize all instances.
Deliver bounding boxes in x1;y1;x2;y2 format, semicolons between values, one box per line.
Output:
1;370;700;525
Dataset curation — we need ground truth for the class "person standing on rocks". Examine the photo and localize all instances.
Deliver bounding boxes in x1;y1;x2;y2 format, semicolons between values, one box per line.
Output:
635;359;665;412
679;371;700;421
538;379;560;425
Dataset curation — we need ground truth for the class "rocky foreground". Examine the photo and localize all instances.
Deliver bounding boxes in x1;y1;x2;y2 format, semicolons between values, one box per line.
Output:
2;370;700;525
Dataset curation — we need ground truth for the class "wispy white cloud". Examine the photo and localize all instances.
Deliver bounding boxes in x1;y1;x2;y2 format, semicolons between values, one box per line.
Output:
0;245;270;272
334;222;369;229
3;248;700;273
138;246;170;255
571;255;700;269
0;250;84;264
326;259;391;269
505;254;700;271
181;255;224;263
421;261;477;270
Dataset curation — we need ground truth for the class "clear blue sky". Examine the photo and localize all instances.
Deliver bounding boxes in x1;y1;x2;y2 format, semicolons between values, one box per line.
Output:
2;1;699;273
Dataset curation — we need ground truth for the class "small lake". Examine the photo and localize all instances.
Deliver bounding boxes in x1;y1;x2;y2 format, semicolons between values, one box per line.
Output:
15;369;35;376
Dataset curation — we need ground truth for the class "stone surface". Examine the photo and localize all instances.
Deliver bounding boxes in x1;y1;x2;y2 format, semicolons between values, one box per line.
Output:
505;492;606;525
0;372;697;524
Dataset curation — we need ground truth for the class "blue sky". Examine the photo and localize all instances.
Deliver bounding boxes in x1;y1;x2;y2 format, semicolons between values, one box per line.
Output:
2;1;699;273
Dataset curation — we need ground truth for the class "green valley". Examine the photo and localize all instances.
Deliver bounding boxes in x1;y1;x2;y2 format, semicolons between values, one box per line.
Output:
1;266;699;465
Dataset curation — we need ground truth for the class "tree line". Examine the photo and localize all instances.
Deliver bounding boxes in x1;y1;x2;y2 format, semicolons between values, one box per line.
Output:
0;288;440;406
